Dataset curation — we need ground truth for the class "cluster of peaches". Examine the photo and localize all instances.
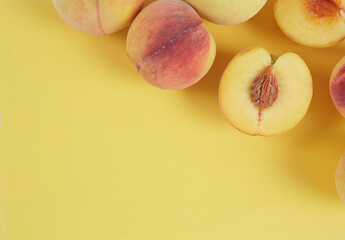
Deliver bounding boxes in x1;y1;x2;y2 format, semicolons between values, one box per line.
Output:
52;0;345;202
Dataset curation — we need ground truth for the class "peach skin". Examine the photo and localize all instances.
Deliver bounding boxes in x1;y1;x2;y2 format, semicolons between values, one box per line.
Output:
184;0;267;25
336;152;345;203
126;0;216;90
52;0;145;35
330;56;345;117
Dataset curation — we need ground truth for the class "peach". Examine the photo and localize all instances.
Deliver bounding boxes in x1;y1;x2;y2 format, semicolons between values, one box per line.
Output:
52;0;145;35
275;0;345;47
336;152;345;203
219;47;313;136
330;56;345;117
184;0;267;25
126;0;216;90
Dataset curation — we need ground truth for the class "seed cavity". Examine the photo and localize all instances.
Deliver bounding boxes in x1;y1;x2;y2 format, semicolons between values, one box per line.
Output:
305;0;342;18
250;65;279;123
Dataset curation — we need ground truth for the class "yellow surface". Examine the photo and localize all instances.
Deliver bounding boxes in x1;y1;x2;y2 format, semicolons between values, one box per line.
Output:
1;0;345;239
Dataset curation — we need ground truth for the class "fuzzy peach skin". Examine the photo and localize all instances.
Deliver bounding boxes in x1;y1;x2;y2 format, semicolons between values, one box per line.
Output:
330;56;345;117
336;152;345;203
126;0;216;90
52;0;145;35
184;0;267;25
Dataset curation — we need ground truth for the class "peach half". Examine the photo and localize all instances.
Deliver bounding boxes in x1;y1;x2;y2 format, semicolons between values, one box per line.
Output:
330;56;345;117
52;0;145;35
126;0;216;90
336;152;345;203
183;0;267;25
275;0;345;47
219;47;313;136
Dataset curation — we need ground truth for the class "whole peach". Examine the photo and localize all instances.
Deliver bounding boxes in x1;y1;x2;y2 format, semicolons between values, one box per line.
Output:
330;56;345;117
126;0;216;90
53;0;145;35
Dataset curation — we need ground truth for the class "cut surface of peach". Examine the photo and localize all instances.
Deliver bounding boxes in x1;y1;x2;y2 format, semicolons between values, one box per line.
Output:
275;0;345;47
219;47;313;136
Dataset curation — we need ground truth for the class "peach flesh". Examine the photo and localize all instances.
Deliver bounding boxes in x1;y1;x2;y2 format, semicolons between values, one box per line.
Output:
305;0;343;18
275;0;345;47
219;47;313;136
126;0;216;90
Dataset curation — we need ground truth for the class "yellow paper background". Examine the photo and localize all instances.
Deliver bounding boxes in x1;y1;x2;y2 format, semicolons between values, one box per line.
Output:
1;0;345;239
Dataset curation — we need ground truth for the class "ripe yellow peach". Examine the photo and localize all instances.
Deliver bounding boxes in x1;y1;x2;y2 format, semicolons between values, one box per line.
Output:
336;152;345;203
275;0;345;47
126;0;216;90
184;0;267;25
219;47;313;136
52;0;145;35
330;56;345;117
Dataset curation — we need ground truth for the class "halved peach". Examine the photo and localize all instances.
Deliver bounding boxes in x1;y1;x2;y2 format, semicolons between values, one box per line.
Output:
275;0;345;47
219;47;313;136
330;56;345;117
336;152;345;203
184;0;267;25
